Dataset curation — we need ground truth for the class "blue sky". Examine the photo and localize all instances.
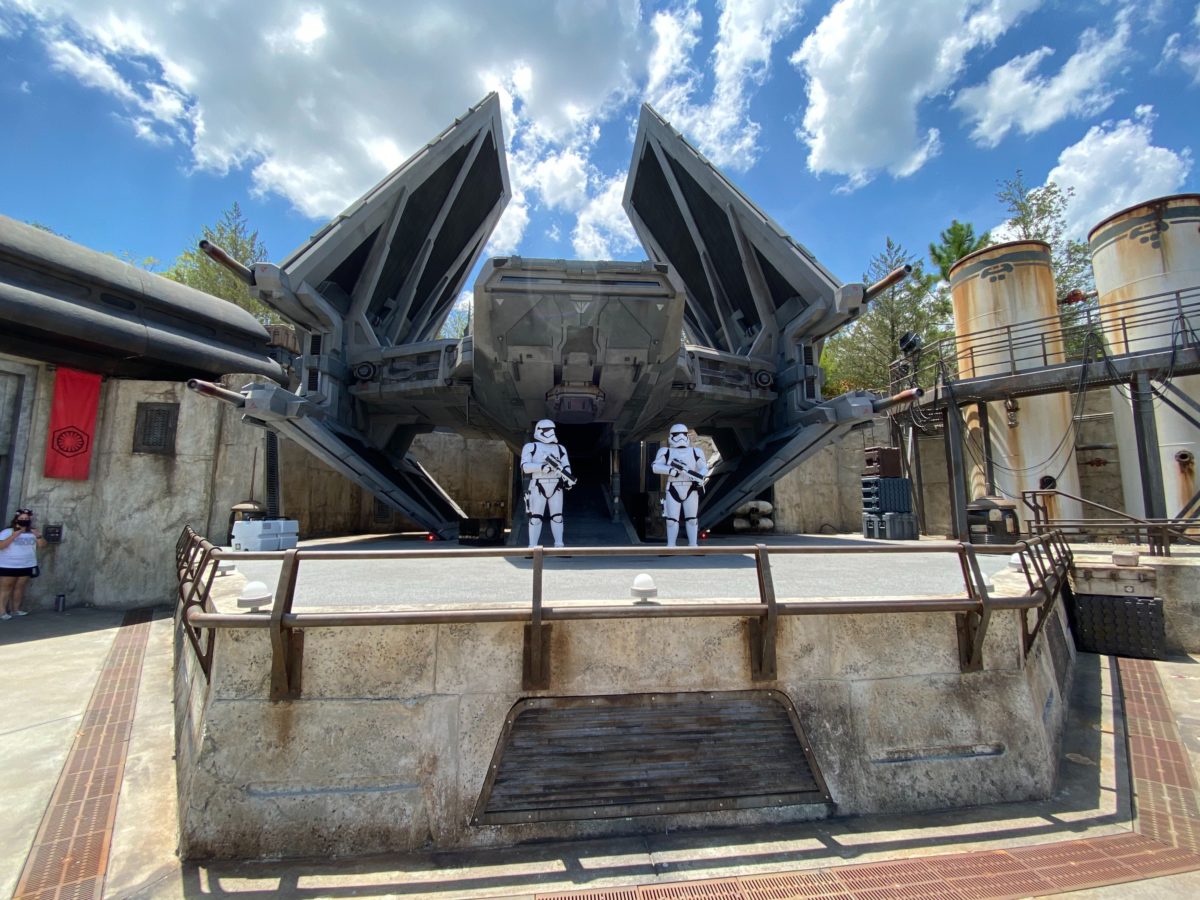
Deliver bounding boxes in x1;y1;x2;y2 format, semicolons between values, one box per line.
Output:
1;0;1197;299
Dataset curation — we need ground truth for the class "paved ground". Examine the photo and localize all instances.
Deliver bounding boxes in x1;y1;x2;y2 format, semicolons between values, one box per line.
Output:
233;532;1016;607
3;536;1200;899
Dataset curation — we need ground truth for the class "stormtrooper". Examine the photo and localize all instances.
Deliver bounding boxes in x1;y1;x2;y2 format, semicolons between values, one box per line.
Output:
652;423;709;547
521;419;575;547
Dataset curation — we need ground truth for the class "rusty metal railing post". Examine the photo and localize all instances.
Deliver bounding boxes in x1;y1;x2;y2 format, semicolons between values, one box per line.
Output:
750;544;778;681
269;549;304;701
523;547;550;690
956;543;992;672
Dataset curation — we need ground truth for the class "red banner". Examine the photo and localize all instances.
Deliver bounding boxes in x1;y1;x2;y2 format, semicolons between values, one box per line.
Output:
44;368;102;480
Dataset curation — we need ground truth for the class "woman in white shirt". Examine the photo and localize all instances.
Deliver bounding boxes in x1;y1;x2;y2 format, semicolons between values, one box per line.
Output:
0;507;46;619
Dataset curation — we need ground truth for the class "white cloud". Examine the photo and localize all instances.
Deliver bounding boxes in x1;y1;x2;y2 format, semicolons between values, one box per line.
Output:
19;80;31;93
1046;107;1193;238
10;0;648;228
46;38;136;102
572;174;639;259
954;16;1130;147
4;0;817;264
647;0;806;171
533;149;590;211
1170;3;1200;82
791;0;1041;188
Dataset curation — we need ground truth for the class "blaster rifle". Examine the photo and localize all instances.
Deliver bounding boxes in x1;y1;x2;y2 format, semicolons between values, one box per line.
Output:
542;454;578;488
668;460;706;485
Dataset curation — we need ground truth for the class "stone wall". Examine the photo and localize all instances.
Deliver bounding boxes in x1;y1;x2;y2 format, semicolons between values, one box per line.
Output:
1;358;405;608
175;576;1074;859
410;431;513;522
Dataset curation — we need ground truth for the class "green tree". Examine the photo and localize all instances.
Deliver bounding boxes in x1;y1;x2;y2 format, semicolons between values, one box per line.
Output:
437;298;471;339
995;170;1093;299
996;170;1098;359
929;219;991;282
163;202;276;321
26;221;69;238
820;238;948;395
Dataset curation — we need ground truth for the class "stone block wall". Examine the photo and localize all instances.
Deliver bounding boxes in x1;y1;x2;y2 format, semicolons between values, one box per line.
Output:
175;578;1074;859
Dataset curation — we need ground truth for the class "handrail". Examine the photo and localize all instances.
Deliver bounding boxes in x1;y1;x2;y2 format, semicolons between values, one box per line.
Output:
174;527;1073;696
1021;489;1200;556
890;284;1200;389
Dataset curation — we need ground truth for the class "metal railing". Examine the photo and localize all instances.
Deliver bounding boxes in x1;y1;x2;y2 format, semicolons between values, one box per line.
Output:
894;285;1200;389
1021;489;1200;557
175;527;1073;700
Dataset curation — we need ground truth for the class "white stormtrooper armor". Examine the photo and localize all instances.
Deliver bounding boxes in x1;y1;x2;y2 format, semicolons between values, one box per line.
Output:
652;423;709;547
521;419;574;547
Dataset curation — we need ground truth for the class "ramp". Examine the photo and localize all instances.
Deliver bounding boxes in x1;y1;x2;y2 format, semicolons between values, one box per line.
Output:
473;691;831;824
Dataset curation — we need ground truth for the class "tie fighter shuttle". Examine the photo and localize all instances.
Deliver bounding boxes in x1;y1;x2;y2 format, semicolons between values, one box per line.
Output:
189;93;919;538
1;93;916;539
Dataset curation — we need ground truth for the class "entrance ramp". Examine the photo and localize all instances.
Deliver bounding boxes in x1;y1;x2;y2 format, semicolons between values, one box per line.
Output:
474;690;830;825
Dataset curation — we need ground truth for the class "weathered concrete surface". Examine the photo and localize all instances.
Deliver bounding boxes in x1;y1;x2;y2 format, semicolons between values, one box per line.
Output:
175;570;1074;860
0;355;408;610
411;431;514;522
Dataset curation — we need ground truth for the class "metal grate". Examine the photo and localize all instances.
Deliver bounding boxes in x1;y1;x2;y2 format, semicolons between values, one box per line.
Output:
131;402;178;454
476;691;830;825
264;432;281;519
13;609;154;900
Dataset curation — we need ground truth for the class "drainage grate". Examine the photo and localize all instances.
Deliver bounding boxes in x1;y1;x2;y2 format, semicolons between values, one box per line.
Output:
13;609;154;900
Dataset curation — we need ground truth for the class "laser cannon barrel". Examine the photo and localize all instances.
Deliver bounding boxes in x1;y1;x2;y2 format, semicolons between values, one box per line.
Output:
187;378;247;408
864;265;913;302
199;240;256;287
871;386;924;414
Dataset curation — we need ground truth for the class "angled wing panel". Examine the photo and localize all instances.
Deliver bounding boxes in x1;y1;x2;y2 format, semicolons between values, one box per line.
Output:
624;105;845;362
266;93;509;347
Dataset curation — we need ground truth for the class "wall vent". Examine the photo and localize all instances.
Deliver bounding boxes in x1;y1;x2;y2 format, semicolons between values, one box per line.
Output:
132;402;178;455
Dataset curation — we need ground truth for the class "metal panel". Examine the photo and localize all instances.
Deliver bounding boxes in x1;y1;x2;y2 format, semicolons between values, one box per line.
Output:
473;690;831;825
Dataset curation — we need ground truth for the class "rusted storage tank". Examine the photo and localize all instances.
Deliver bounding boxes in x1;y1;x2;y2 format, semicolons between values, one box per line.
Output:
949;241;1082;523
1088;193;1200;519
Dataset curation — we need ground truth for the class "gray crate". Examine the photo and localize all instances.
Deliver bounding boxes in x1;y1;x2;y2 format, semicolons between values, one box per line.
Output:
882;512;919;540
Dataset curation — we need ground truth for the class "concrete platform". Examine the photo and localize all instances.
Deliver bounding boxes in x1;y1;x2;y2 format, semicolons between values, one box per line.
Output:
4;542;1200;898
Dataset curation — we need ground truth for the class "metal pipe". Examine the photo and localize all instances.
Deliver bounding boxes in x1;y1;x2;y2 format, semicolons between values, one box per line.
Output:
199;239;255;286
186;378;247;407
187;595;1011;631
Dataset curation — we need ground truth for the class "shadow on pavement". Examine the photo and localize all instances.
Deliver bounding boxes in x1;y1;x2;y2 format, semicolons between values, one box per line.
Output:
0;606;131;647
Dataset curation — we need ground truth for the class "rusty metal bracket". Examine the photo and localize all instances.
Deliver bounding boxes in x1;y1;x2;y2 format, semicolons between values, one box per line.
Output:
749;544;778;681
269;549;303;701
522;547;551;690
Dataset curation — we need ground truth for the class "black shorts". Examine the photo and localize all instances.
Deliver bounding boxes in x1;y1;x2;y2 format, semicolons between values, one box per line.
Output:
0;566;36;578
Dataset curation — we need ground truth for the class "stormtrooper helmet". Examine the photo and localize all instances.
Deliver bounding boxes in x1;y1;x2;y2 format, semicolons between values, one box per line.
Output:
669;423;690;448
534;419;558;444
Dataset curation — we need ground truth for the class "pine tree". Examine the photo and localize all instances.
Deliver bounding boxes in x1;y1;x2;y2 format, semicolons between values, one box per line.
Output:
163;203;276;322
820;238;948;395
929;220;991;282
